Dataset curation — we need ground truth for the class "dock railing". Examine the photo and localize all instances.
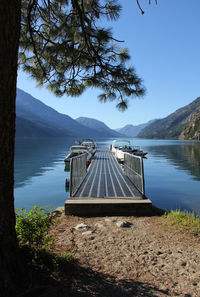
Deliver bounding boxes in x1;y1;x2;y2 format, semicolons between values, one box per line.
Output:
124;153;145;197
69;153;87;197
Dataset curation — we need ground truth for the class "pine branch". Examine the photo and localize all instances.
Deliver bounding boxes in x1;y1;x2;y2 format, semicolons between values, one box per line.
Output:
19;0;145;108
136;0;158;14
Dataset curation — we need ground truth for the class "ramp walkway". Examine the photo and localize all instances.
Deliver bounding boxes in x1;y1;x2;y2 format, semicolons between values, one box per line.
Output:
65;147;152;216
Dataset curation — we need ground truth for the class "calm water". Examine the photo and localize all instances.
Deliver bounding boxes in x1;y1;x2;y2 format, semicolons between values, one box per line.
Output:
14;138;200;214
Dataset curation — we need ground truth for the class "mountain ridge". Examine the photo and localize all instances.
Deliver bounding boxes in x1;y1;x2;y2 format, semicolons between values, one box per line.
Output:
116;120;156;137
138;97;200;139
16;89;123;138
76;117;124;138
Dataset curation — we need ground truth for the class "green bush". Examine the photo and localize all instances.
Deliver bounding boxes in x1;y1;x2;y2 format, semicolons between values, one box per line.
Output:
15;206;54;248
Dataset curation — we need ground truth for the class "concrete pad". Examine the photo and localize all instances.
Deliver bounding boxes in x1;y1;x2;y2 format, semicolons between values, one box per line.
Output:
65;198;152;216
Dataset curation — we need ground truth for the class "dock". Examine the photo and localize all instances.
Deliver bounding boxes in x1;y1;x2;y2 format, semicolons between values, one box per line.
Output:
65;147;152;216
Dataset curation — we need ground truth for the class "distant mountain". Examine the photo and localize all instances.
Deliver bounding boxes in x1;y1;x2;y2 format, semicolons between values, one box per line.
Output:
138;97;200;139
116;120;156;137
76;117;124;138
16;89;90;138
16;89;122;138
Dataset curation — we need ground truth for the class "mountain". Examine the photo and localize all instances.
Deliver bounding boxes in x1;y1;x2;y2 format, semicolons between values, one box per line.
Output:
138;97;200;139
16;89;91;138
16;116;59;138
179;111;200;140
76;117;124;138
16;89;122;138
116;120;156;137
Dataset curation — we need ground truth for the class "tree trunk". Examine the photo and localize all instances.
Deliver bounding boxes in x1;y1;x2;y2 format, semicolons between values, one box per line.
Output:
0;1;28;296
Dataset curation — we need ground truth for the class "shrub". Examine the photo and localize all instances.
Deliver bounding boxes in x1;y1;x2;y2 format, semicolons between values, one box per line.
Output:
163;210;200;236
15;206;54;248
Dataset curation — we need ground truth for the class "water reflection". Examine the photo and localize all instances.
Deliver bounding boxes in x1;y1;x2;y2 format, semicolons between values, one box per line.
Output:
141;141;200;214
14;138;75;188
146;142;200;181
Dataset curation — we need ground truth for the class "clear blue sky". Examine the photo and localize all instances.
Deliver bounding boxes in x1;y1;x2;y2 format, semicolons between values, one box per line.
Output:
17;0;200;129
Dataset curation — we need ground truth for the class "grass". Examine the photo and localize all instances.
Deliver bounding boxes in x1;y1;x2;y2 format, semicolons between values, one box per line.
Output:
163;210;200;236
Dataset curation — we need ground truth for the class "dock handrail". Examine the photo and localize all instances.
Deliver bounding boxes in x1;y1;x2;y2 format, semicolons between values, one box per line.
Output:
69;153;87;197
123;153;145;197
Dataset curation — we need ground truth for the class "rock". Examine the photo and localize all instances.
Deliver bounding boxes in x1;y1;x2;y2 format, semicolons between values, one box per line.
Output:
75;223;89;230
192;282;197;286
82;231;94;236
58;229;65;233
51;207;64;217
55;206;64;212
104;218;115;222
95;223;105;229
116;221;132;228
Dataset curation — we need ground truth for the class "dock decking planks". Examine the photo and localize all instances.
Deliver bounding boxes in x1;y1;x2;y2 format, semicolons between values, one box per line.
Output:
71;147;142;199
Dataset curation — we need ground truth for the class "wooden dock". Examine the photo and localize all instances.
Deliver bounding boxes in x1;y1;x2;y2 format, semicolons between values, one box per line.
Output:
65;147;152;216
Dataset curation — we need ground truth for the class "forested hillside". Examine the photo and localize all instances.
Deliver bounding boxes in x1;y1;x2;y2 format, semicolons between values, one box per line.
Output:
138;97;200;139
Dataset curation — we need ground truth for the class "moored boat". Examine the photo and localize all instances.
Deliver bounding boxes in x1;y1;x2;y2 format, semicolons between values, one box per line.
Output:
64;145;91;163
110;139;147;163
75;139;97;154
64;141;97;170
80;139;97;155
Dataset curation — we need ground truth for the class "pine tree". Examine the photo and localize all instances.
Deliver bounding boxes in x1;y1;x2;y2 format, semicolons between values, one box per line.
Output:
0;1;156;295
19;0;145;110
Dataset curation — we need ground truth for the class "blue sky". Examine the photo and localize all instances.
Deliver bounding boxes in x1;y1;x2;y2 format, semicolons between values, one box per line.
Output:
17;0;200;129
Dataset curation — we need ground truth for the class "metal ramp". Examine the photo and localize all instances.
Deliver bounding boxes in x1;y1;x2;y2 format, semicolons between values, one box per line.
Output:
65;147;152;216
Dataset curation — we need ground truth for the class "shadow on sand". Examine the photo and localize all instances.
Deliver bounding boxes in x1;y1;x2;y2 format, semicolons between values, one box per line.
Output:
20;259;169;297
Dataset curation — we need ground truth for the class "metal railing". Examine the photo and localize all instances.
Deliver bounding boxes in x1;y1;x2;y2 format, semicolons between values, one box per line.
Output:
69;153;87;197
123;153;145;196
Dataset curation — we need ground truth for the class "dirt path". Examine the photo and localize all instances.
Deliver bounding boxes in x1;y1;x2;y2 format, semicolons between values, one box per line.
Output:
50;214;200;297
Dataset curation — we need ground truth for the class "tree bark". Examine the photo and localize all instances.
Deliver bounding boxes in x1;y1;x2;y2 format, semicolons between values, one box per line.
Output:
0;1;28;296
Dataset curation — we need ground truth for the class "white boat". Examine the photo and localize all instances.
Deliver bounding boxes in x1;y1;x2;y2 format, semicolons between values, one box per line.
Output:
110;139;147;163
81;139;97;155
75;139;97;155
64;145;91;163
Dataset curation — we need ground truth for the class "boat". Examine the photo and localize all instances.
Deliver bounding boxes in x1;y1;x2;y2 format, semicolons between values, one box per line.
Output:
64;145;91;163
80;139;97;155
75;139;97;155
64;139;97;171
110;139;147;163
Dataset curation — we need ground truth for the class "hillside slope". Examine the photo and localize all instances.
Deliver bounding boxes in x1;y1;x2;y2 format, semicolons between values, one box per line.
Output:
179;111;200;140
15;116;60;138
138;97;200;139
16;89;119;138
16;89;95;138
76;117;124;138
116;120;156;137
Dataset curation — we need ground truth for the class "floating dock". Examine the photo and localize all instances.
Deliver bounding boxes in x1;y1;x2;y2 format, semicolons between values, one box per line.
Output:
65;147;152;216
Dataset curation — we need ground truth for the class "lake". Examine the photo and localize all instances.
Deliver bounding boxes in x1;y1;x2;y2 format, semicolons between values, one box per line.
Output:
14;138;200;214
